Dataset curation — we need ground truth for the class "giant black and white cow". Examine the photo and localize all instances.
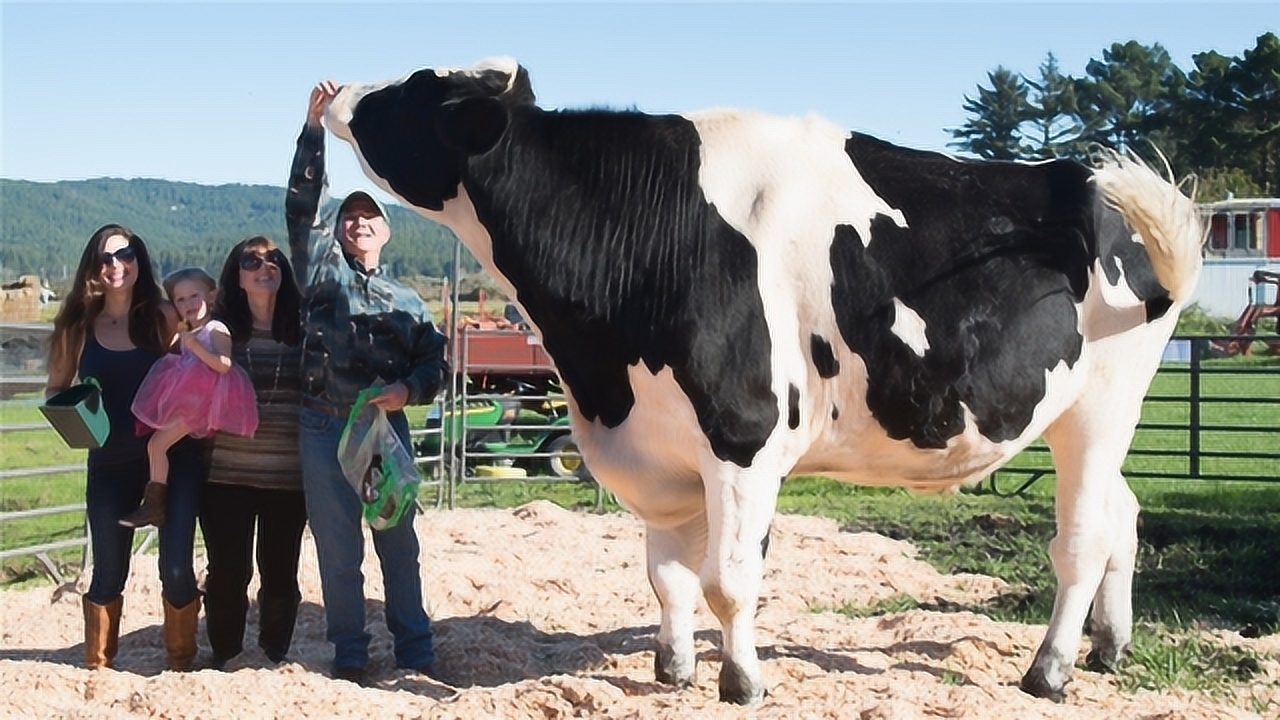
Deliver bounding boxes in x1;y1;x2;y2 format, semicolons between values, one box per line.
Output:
322;58;1204;704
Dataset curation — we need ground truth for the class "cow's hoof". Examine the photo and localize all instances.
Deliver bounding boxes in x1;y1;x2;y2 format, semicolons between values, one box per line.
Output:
1019;670;1066;703
1085;630;1129;674
718;661;763;705
1085;647;1122;674
654;645;694;688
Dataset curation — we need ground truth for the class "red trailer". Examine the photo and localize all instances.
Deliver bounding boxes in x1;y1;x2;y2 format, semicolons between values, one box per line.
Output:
1202;198;1280;259
426;317;587;480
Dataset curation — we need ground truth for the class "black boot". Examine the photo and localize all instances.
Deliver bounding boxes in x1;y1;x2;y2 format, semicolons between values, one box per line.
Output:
119;482;167;528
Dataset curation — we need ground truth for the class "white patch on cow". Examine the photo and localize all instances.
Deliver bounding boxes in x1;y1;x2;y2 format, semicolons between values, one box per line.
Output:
325;77;410;144
432;56;520;90
685;109;910;472
569;364;709;528
890;298;930;356
1094;257;1144;309
688;110;906;250
1081;258;1149;342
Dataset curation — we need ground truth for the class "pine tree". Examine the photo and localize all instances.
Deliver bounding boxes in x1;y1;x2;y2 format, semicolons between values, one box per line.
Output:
1024;53;1085;160
1173;32;1280;196
1233;32;1280;194
949;67;1033;160
1075;41;1186;154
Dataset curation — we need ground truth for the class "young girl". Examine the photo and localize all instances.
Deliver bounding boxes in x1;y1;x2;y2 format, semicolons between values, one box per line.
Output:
120;268;259;528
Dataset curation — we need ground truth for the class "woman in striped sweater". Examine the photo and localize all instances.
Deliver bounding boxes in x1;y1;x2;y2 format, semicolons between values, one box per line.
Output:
201;236;307;667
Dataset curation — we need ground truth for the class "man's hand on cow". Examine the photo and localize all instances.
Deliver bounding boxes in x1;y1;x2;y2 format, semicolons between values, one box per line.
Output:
367;381;410;412
307;80;340;129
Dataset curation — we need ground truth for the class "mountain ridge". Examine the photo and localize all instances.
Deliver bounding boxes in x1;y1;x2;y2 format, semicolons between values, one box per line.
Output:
0;177;467;284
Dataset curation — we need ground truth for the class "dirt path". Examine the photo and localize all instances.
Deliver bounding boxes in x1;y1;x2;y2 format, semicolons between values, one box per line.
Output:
2;503;1276;718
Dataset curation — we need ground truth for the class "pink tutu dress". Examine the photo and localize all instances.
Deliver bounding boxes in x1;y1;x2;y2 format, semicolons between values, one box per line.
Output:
131;319;259;439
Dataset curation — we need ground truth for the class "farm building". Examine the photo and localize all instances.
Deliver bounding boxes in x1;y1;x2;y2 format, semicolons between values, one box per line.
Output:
1192;198;1280;318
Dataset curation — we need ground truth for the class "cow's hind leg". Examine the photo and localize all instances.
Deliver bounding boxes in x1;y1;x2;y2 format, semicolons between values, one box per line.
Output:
646;516;707;688
1022;408;1140;701
1083;477;1139;674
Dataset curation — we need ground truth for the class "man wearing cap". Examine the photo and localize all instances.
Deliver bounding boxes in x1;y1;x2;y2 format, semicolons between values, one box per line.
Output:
286;80;446;685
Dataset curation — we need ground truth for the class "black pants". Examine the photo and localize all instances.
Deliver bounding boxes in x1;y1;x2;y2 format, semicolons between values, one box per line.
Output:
199;482;307;662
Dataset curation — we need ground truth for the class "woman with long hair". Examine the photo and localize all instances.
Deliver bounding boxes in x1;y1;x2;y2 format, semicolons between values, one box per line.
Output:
45;223;207;672
200;236;307;668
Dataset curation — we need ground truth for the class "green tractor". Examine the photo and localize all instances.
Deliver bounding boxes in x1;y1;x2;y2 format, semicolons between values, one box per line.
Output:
416;376;588;480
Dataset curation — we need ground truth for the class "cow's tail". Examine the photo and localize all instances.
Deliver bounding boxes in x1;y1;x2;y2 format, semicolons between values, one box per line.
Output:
1092;150;1205;304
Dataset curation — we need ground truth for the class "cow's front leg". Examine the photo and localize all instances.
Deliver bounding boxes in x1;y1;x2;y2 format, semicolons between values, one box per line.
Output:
701;466;781;705
646;517;707;688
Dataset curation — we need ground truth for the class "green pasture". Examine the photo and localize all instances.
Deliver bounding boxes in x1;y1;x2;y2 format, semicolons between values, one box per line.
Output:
0;392;90;577
2;359;1278;703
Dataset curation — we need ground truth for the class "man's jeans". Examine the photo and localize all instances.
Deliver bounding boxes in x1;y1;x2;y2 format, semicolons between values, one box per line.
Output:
298;404;434;670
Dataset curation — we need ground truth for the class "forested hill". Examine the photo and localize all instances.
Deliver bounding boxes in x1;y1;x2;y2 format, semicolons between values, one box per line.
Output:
0;178;468;284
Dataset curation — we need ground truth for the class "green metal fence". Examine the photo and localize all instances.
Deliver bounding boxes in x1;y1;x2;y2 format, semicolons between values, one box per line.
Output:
989;335;1280;495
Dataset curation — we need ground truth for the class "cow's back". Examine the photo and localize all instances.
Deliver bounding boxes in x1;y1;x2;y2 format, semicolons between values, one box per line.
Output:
689;120;1172;488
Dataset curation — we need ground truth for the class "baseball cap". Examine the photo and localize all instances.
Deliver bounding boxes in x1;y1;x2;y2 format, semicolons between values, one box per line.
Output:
337;190;387;220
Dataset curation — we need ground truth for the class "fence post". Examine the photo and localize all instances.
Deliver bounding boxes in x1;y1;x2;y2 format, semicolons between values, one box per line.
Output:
1188;337;1202;479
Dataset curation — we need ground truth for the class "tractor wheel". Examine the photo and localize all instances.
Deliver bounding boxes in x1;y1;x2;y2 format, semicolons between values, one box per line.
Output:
545;434;589;480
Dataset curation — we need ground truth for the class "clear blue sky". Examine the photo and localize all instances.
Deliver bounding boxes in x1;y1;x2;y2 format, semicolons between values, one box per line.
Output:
2;2;1275;201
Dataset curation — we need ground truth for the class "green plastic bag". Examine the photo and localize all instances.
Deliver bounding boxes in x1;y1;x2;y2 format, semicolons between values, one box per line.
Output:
336;387;421;530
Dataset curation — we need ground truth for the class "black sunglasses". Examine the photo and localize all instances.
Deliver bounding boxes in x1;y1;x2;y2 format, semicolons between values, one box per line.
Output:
239;251;281;272
99;245;137;266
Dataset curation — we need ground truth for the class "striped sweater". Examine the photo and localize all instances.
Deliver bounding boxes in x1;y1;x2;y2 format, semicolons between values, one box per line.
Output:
206;329;303;491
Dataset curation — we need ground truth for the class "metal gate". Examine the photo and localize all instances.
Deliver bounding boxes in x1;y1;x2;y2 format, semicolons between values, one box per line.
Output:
422;326;603;509
989;335;1280;494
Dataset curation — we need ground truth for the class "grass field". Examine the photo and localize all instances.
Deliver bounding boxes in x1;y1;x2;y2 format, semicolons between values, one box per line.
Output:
3;357;1278;698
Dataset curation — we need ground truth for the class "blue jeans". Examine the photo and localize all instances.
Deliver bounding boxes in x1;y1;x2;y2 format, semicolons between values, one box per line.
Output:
298;405;434;670
84;438;206;608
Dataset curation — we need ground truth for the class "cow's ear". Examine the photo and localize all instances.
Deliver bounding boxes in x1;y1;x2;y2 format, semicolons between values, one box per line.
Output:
437;97;509;155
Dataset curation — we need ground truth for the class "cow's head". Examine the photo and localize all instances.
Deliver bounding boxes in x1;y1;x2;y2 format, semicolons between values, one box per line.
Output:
325;57;534;211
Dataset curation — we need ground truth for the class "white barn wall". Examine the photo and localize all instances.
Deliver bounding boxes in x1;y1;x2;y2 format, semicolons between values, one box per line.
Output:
1190;258;1280;319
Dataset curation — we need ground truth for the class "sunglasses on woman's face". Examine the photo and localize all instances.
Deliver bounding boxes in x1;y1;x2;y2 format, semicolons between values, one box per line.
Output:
239;252;281;272
99;245;137;266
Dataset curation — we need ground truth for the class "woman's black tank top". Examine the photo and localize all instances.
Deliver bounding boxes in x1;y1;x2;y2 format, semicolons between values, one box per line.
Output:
78;333;159;464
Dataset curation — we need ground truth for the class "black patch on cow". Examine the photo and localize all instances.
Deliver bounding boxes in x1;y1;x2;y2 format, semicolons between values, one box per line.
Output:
1145;296;1173;321
831;405;840;421
1094;199;1174;319
453;109;779;467
809;334;840;379
787;384;800;430
835;134;1105;448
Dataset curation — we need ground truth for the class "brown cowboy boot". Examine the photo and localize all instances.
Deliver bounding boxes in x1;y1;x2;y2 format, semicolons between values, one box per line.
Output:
83;596;123;670
119;482;167;528
163;596;201;671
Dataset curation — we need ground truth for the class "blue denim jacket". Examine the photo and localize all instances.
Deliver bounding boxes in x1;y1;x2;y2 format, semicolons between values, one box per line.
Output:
286;125;446;408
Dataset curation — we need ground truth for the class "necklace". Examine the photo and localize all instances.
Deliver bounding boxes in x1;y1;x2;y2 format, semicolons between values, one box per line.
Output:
244;335;284;402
